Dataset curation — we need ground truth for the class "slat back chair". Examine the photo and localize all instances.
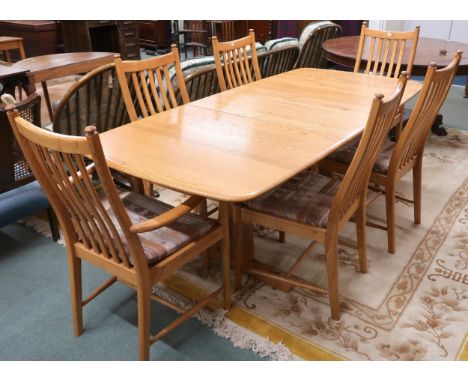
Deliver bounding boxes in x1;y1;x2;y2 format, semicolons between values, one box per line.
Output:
7;111;231;360
259;45;300;78
321;52;462;254
52;63;130;136
212;29;262;91
295;21;342;69
354;22;420;78
114;45;190;122
177;64;220;104
235;74;408;320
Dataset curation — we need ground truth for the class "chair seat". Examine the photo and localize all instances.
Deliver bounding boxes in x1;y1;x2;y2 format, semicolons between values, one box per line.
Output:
106;192;216;266
327;137;396;175
245;170;340;228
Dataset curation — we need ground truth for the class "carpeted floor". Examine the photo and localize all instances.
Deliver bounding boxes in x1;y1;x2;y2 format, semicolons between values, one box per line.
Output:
0;223;266;361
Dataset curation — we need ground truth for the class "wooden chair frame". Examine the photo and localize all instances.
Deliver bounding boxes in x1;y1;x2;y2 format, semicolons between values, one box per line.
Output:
0;37;26;63
7;111;231;360
321;51;462;253
114;45;190;122
212;29;262;91
234;74;408;320
354;22;420;79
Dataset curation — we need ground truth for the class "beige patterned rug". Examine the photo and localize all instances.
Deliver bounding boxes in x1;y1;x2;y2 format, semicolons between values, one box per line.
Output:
23;128;468;360
154;128;468;361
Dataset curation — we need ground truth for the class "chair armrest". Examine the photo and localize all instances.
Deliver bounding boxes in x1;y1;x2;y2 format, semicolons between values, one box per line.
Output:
129;195;204;234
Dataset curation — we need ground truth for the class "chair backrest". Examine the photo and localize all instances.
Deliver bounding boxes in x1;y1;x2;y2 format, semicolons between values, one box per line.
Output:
7;111;149;274
212;29;262;91
52;63;130;136
178;65;220;103
354;22;420;78
389;51;462;175
115;45;190;122
259;45;300;78
0;93;40;193
329;73;408;230
295;21;342;69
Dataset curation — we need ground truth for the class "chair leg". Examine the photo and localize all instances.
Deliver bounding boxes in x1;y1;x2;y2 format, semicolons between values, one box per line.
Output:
47;207;60;242
356;199;368;273
137;287;152;361
244;223;255;262
68;256;83;336
278;231;286;243
324;238;340;320
413;160;422;225
385;183;397;254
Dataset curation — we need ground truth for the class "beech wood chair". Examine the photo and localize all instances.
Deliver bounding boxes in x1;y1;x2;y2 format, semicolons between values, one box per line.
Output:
320;51;463;254
354;22;420;138
7;111;231;360
212;29;262;91
234;74;408;320
114;45;190;122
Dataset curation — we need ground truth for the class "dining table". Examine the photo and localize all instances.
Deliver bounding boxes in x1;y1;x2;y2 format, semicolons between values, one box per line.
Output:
98;68;422;253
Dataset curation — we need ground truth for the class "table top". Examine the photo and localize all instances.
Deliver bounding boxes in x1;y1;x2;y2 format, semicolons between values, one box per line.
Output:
0;36;23;43
12;52;116;83
323;36;468;75
100;68;421;202
0;63;28;79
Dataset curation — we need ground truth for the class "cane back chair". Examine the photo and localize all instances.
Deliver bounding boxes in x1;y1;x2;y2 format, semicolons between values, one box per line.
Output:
7;110;231;360
212;29;262;91
234;74;408;320
321;51;462;253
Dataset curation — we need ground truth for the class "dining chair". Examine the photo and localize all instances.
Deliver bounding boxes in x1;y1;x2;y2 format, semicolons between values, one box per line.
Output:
114;45;190;122
354;22;420;138
354;22;420;79
320;51;462;254
212;29;262;91
7;110;231;360
234;74;408;320
0;36;26;63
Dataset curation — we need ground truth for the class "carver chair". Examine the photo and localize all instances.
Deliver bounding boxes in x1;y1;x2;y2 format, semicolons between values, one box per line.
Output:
212;29;262;91
7;110;231;360
234;74;408;320
320;51;462;253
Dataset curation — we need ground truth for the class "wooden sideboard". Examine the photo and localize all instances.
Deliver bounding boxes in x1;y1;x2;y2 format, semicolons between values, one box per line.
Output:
61;21;140;60
137;21;172;53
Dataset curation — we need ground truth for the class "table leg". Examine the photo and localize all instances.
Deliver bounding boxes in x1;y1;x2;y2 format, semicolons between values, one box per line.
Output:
41;81;54;123
219;201;232;310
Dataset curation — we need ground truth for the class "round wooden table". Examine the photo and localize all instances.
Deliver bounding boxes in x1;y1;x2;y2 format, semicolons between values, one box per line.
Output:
323;36;468;135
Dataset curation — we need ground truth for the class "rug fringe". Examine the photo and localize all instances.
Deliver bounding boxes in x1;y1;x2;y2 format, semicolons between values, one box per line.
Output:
153;284;297;361
18;216;65;246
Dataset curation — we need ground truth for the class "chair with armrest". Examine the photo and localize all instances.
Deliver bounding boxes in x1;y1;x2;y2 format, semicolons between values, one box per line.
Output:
294;21;342;69
7;110;231;360
0;94;59;240
320;51;462;253
212;29;262;91
234;74;408;320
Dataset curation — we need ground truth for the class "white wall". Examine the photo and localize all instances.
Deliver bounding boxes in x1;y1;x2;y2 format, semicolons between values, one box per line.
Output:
369;20;468;43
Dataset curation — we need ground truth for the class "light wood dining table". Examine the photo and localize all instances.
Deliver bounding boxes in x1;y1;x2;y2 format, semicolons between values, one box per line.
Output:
99;68;422;252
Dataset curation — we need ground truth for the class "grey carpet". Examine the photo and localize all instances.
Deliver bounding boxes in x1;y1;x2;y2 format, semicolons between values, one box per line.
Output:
0;223;265;360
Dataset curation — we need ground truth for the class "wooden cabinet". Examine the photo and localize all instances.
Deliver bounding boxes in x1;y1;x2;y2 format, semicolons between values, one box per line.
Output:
0;20;59;59
61;21;140;60
247;21;273;43
137;21;172;53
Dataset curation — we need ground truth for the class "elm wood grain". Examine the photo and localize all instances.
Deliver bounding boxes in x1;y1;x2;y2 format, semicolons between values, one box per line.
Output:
99;69;421;203
320;52;463;254
7;112;231;361
236;75;408;320
13;52;115;122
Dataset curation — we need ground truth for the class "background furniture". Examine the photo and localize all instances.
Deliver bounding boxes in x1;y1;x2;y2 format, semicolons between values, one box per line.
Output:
294;21;342;69
0;93;59;239
173;21;209;59
13;52;115;122
0;36;26;63
0;21;60;58
7;113;231;361
61;21;140;60
137;21;172;54
0;65;29;96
